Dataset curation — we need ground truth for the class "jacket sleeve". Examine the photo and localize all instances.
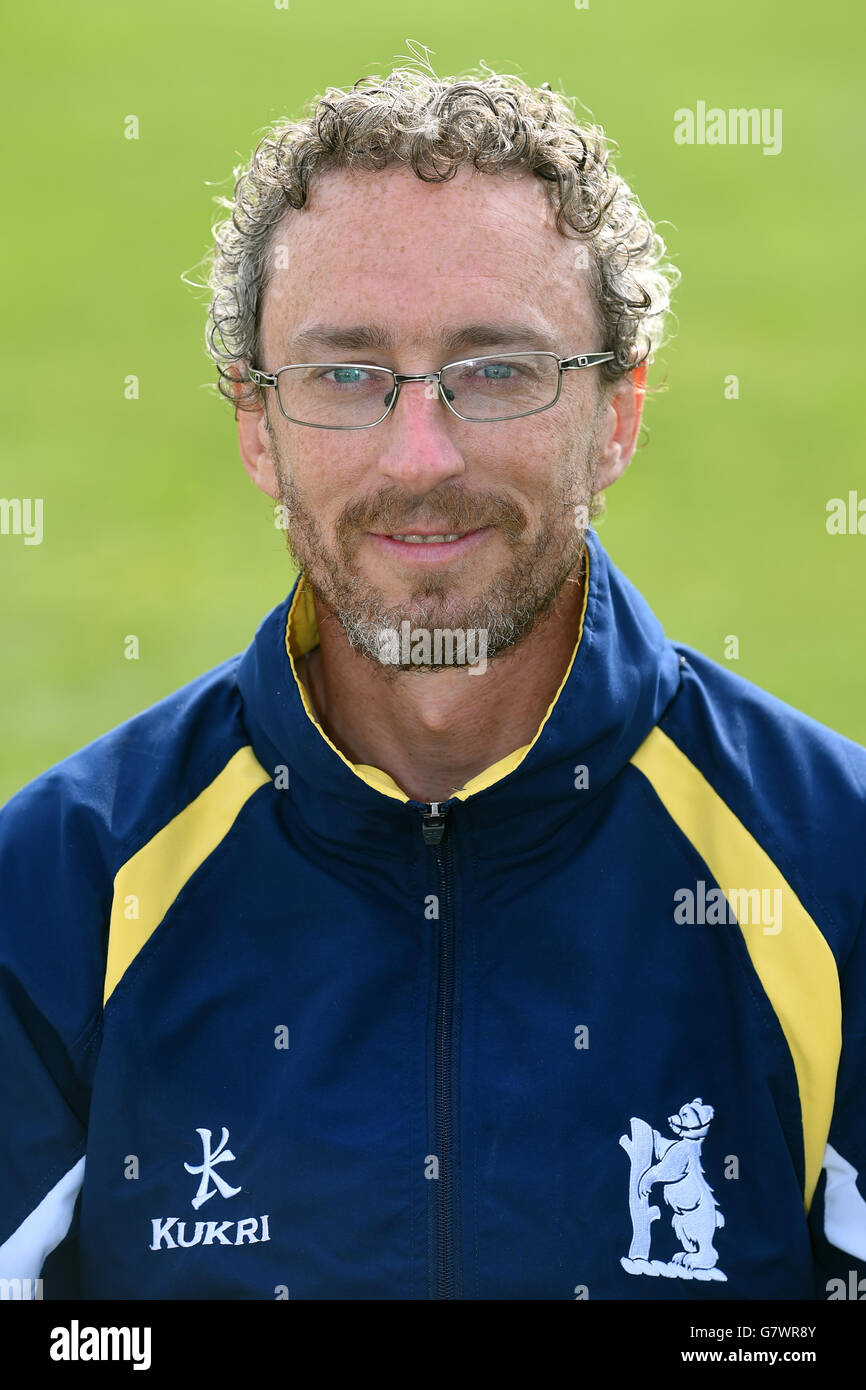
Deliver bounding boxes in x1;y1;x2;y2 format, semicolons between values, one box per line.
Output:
0;768;109;1299
810;899;866;1299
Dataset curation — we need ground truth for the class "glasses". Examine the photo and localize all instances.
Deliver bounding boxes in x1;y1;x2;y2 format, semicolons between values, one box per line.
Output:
247;350;615;429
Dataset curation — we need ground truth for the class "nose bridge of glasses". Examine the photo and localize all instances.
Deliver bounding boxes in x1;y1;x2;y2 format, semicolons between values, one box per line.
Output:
386;370;456;410
392;371;439;385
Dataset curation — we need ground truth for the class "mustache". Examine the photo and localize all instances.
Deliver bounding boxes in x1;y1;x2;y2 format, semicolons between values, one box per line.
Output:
335;486;528;540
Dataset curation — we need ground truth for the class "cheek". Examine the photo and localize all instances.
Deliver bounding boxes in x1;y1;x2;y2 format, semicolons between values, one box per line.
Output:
283;436;386;532
470;414;572;481
280;433;349;492
502;415;593;511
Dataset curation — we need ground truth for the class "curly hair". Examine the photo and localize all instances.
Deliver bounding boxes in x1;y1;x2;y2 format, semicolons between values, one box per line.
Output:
204;56;679;414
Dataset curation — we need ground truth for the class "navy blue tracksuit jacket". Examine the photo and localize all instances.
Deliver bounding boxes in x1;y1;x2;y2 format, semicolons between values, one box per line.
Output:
1;528;864;1299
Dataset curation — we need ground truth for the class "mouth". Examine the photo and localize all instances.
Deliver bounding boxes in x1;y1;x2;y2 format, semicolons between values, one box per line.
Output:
389;532;467;543
367;526;493;564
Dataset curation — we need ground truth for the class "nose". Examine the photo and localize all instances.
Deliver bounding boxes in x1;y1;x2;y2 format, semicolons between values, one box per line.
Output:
374;377;466;494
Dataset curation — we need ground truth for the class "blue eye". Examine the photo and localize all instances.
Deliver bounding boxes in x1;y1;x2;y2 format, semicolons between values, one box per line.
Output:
480;363;514;380
328;367;367;385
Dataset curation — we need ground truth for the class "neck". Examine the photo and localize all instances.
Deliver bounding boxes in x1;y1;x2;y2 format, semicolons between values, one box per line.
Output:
298;559;588;803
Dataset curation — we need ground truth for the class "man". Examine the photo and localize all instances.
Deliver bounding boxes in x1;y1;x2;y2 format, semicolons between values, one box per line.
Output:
1;62;864;1302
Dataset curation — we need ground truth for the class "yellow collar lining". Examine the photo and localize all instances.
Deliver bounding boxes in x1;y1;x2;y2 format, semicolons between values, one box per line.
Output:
284;550;591;804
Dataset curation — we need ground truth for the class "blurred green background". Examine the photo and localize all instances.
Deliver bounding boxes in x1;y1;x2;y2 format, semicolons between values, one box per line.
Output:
2;0;864;801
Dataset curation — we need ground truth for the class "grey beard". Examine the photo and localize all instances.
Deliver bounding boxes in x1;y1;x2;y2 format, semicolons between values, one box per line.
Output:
270;446;597;673
319;523;586;669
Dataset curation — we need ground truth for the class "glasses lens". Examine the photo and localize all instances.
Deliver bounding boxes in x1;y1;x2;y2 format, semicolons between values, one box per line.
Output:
276;364;396;427
440;353;560;420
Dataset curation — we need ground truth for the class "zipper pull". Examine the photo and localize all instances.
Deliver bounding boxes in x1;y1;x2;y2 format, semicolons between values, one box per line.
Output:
421;801;447;846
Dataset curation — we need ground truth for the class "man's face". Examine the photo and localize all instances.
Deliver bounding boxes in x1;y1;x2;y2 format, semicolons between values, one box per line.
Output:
251;164;620;666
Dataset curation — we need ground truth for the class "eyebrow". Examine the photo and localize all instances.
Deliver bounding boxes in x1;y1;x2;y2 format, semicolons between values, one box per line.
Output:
285;321;560;358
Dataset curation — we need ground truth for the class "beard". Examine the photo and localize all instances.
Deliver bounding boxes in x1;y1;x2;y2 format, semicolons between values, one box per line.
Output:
268;427;602;672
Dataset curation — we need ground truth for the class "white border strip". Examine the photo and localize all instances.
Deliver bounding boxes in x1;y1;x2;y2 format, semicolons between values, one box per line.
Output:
823;1143;866;1259
0;1156;85;1289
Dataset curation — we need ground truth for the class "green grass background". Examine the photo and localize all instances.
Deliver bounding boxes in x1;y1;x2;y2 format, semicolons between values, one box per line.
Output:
1;0;864;802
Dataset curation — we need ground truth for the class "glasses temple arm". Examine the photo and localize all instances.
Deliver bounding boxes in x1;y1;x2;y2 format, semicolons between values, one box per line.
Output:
559;352;617;371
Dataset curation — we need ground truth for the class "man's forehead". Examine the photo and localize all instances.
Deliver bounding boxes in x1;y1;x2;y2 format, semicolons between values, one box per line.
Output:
287;161;555;234
262;164;599;351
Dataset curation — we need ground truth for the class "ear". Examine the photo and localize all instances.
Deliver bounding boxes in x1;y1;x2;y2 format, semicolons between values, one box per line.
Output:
593;361;648;492
231;371;280;500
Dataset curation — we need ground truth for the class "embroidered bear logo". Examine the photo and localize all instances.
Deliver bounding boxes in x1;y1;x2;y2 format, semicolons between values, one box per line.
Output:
619;1097;726;1281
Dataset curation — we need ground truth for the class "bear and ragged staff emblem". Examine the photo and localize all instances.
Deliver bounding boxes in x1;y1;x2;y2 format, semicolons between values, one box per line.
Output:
620;1098;726;1281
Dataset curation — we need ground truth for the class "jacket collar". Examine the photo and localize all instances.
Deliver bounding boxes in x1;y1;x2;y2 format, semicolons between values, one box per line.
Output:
236;528;682;846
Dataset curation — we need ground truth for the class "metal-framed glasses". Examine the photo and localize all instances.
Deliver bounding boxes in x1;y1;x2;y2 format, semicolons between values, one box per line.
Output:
247;350;616;429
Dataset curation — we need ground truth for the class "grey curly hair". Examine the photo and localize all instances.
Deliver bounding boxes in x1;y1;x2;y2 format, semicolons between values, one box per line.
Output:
204;59;679;414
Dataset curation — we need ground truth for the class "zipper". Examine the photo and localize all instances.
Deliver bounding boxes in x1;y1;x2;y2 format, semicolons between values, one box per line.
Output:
421;801;458;1299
